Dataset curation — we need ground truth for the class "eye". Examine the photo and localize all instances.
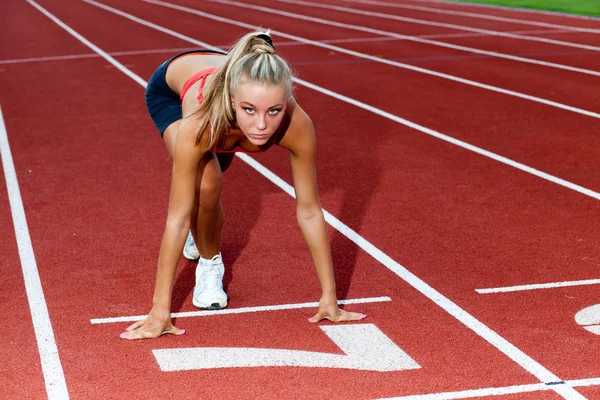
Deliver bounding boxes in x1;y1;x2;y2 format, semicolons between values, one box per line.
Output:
268;108;281;115
244;108;255;114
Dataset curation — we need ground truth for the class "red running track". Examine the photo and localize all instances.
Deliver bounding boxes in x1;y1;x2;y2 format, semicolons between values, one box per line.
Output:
2;0;600;399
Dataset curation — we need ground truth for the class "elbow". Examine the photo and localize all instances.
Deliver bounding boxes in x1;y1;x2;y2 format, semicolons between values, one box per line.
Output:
296;205;322;221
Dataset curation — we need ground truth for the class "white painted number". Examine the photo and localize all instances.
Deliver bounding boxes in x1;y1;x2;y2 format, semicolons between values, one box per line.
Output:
153;324;420;372
575;304;600;335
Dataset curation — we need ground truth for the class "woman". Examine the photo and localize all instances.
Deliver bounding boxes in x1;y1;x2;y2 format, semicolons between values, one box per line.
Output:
121;31;365;340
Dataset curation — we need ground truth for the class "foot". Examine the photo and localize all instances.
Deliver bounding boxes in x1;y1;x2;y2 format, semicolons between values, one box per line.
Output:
193;253;228;309
183;231;200;261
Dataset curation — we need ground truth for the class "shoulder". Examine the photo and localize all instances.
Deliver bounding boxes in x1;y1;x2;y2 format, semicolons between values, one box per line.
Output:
173;117;208;162
278;96;315;156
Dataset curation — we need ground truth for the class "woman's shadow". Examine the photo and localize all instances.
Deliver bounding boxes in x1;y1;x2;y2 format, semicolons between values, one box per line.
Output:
310;104;382;304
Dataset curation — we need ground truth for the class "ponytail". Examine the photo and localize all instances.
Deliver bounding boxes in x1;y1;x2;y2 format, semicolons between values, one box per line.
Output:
192;31;293;149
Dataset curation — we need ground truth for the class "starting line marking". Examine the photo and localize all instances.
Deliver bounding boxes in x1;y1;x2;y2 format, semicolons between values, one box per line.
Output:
90;296;392;324
476;278;600;294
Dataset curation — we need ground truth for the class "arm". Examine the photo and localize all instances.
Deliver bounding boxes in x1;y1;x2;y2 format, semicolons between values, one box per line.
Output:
122;120;206;339
282;106;364;323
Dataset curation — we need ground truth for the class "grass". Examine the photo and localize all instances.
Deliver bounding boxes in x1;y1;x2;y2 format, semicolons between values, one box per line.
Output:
447;0;600;17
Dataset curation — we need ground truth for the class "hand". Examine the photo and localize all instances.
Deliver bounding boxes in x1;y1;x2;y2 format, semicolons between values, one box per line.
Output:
119;307;185;340
308;296;366;323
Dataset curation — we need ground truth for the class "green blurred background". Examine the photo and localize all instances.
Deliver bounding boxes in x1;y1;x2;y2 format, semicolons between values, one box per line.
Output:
450;0;600;17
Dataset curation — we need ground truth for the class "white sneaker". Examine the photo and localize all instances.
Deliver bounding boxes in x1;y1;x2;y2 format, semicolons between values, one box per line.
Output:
193;253;228;309
183;231;200;261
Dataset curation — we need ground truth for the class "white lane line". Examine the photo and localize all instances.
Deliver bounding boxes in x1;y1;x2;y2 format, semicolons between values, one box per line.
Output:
477;278;600;294
152;0;600;118
0;28;577;65
90;296;391;324
392;0;600;21
34;2;585;397
0;53;104;64
234;161;584;399
339;0;600;33
0;106;69;398
154;0;600;119
378;377;600;399
379;382;550;399
88;0;600;201
0;48;207;65
272;0;600;52
214;0;600;77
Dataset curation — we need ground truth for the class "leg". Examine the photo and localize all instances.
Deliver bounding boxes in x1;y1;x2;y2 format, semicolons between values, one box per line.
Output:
193;153;228;309
195;153;233;255
164;121;227;309
195;152;225;258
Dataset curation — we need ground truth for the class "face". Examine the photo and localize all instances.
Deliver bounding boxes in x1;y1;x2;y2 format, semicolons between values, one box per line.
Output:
231;80;288;145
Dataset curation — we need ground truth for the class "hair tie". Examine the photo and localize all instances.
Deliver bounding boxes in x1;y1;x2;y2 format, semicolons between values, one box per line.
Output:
256;33;275;50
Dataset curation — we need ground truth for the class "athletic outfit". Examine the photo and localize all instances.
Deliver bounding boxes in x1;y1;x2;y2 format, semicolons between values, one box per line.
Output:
145;49;225;136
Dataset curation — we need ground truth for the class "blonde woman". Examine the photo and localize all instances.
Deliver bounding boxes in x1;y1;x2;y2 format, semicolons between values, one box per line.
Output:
122;32;365;340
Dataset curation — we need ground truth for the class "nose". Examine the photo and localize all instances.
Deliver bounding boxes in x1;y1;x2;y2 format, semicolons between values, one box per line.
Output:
256;115;267;131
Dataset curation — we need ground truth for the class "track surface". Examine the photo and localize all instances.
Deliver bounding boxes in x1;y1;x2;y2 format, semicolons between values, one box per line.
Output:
2;0;600;399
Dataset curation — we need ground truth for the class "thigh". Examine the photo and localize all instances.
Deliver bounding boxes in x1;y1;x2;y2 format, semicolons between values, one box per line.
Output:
162;119;182;159
197;153;224;207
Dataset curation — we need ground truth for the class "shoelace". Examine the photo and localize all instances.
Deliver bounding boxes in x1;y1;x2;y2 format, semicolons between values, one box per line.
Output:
201;264;222;291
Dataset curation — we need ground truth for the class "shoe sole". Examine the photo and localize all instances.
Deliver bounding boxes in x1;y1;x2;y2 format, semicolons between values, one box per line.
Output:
182;249;200;261
192;298;228;310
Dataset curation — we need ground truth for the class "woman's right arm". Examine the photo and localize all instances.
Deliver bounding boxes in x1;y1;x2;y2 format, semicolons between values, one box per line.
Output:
121;121;205;340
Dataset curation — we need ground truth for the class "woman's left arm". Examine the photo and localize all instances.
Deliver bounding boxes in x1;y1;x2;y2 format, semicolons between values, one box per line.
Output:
282;105;364;323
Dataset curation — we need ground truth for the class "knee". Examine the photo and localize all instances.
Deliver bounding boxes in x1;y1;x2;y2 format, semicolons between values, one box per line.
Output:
198;180;222;211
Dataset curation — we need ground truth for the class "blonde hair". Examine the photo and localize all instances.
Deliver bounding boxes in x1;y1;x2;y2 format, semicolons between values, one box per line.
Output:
193;31;293;149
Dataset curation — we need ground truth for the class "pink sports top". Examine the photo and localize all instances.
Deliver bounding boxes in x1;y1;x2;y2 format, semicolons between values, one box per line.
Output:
180;68;287;154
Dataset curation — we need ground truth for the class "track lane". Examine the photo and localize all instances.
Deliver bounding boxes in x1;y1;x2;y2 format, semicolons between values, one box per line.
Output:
322;0;600;32
269;0;600;34
0;0;92;60
253;0;600;50
0;157;48;400
220;0;600;78
244;0;600;70
340;0;600;29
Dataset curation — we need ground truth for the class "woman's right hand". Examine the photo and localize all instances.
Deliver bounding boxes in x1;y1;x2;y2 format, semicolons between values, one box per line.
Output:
120;307;185;340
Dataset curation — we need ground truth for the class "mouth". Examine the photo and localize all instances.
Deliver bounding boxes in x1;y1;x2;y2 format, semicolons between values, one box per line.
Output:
250;133;269;139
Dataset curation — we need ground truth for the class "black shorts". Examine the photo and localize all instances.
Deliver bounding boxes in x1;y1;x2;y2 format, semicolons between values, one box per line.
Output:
144;49;227;137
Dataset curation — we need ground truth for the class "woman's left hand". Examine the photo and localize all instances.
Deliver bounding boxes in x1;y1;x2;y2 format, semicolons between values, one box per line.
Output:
308;296;366;323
